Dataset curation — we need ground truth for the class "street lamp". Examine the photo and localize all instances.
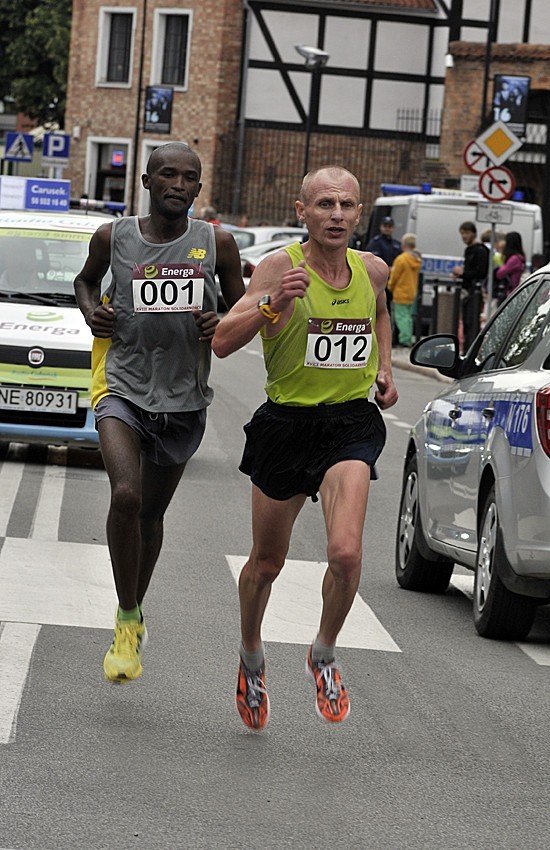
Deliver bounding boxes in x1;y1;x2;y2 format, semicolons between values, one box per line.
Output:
294;44;330;176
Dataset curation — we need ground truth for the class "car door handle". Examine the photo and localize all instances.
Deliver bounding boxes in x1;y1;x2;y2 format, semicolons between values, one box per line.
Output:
449;408;461;420
482;407;495;419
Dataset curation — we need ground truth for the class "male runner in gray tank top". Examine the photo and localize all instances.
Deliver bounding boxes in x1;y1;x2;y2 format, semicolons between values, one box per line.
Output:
74;142;245;683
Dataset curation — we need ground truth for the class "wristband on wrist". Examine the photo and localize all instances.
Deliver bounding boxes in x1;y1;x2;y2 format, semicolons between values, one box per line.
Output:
257;294;281;324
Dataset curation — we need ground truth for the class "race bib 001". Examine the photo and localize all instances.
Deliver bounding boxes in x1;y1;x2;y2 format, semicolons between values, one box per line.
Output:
305;317;372;369
132;263;204;312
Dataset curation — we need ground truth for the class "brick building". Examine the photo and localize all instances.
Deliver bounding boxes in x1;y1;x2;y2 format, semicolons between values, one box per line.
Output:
64;0;550;237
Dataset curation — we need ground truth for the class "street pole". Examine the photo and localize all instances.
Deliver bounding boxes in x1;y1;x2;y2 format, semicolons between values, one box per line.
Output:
481;0;498;129
294;45;329;177
129;0;147;215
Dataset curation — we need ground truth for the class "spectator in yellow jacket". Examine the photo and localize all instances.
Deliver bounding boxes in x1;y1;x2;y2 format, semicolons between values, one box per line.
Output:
387;233;421;348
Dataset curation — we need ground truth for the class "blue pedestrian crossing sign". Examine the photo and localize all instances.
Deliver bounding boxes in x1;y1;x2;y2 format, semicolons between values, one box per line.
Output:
4;132;34;163
42;132;70;167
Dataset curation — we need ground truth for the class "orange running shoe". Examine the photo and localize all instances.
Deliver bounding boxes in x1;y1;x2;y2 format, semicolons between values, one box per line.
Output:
236;658;270;731
306;646;350;723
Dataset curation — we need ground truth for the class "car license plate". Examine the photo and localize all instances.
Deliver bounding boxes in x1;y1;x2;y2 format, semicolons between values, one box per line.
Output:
0;385;78;414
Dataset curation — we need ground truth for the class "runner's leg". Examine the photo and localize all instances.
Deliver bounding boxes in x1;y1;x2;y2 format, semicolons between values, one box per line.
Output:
98;416;143;610
239;484;306;651
136;456;187;604
317;459;371;644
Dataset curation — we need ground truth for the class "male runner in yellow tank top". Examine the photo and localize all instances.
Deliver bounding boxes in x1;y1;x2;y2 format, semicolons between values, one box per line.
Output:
212;165;398;729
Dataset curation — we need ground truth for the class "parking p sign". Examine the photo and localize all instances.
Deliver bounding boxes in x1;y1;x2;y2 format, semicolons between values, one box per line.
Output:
42;132;70;167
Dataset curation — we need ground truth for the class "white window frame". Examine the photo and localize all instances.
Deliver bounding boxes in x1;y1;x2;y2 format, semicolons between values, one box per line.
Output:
85;135;133;212
96;6;137;88
150;8;193;91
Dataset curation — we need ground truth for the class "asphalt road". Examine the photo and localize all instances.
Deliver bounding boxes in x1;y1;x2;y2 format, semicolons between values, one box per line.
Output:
1;342;550;850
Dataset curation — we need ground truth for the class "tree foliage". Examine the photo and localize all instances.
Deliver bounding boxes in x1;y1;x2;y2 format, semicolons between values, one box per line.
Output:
0;0;71;127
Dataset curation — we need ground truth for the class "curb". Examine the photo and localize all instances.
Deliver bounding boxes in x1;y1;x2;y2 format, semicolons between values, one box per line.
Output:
391;352;453;383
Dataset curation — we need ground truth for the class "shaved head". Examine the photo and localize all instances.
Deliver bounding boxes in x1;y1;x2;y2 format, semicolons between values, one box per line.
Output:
146;142;202;177
300;166;360;204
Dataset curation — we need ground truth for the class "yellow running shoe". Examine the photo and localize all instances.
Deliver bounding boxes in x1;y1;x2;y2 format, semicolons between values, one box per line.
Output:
103;617;148;683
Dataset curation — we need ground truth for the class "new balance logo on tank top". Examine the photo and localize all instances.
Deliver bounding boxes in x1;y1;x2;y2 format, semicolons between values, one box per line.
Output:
260;242;379;406
91;217;217;412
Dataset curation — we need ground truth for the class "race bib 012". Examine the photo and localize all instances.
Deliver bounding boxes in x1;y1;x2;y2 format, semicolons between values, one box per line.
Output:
132;263;204;312
305;317;372;368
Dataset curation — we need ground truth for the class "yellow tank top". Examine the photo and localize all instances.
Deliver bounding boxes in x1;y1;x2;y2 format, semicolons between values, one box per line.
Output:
261;242;379;405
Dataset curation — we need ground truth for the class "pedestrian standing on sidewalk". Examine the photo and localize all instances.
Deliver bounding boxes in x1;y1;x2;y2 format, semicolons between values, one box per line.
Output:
451;221;489;352
387;232;421;348
212;165;398;730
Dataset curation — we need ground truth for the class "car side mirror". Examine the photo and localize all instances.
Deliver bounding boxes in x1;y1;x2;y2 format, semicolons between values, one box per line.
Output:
410;334;461;377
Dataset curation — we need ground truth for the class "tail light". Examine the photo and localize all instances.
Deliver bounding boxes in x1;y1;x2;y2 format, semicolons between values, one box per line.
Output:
242;261;256;278
536;386;550;456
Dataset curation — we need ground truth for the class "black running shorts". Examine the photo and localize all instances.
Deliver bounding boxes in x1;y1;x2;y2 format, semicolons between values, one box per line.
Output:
239;397;386;501
94;395;206;467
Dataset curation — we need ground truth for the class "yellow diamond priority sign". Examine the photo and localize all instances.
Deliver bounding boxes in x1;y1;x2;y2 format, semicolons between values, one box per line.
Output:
475;121;522;167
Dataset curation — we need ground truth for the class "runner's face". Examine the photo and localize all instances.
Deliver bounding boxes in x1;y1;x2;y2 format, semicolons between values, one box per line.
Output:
296;173;362;247
144;150;202;219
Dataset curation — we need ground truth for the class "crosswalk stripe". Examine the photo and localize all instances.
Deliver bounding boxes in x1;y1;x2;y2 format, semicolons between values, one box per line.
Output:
226;555;401;652
30;465;66;541
0;459;24;537
0;622;40;744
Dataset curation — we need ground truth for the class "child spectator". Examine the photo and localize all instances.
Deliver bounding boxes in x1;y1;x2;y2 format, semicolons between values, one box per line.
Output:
387;232;421;348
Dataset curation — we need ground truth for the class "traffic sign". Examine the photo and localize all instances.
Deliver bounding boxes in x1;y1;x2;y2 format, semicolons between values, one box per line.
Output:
4;132;34;163
42;132;70;167
479;165;515;202
475;121;522;167
463;140;493;175
476;201;514;225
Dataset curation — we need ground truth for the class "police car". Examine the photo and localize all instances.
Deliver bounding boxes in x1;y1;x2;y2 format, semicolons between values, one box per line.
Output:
395;262;550;640
0;208;110;447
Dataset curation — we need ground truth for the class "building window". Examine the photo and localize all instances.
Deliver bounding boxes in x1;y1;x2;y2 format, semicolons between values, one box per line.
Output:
97;7;136;87
107;14;132;82
151;9;192;90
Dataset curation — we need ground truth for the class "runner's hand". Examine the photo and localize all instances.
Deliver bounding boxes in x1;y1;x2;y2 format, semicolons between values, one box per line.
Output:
87;304;115;338
271;260;309;312
193;309;219;341
374;370;398;409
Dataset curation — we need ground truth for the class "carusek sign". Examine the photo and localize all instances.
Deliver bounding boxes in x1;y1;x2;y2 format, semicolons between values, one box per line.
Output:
0;177;70;212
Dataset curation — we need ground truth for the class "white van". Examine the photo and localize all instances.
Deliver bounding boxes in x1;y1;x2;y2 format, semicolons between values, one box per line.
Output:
365;186;544;282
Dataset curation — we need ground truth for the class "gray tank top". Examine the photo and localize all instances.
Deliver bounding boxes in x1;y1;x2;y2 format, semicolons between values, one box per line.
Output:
103;216;217;412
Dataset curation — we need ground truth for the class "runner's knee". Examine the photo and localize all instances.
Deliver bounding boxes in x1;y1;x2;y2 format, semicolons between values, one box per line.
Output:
110;482;141;518
327;540;362;583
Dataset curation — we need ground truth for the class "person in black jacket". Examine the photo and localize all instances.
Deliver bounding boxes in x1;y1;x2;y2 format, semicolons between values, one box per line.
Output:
362;216;402;340
452;221;489;352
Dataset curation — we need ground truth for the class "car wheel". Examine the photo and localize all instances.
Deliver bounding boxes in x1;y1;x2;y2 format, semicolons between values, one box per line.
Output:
395;455;454;593
473;486;537;640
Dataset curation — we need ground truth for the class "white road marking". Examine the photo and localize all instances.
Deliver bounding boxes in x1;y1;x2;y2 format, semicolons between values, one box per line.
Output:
0;622;40;744
515;643;550;666
30;465;66;540
0;460;24;537
0;538;115;629
450;574;474;599
226;555;401;652
451;573;550;666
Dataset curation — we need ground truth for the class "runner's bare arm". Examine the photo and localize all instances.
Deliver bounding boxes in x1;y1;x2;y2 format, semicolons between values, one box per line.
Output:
212;250;309;358
361;251;398;410
74;223;115;338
